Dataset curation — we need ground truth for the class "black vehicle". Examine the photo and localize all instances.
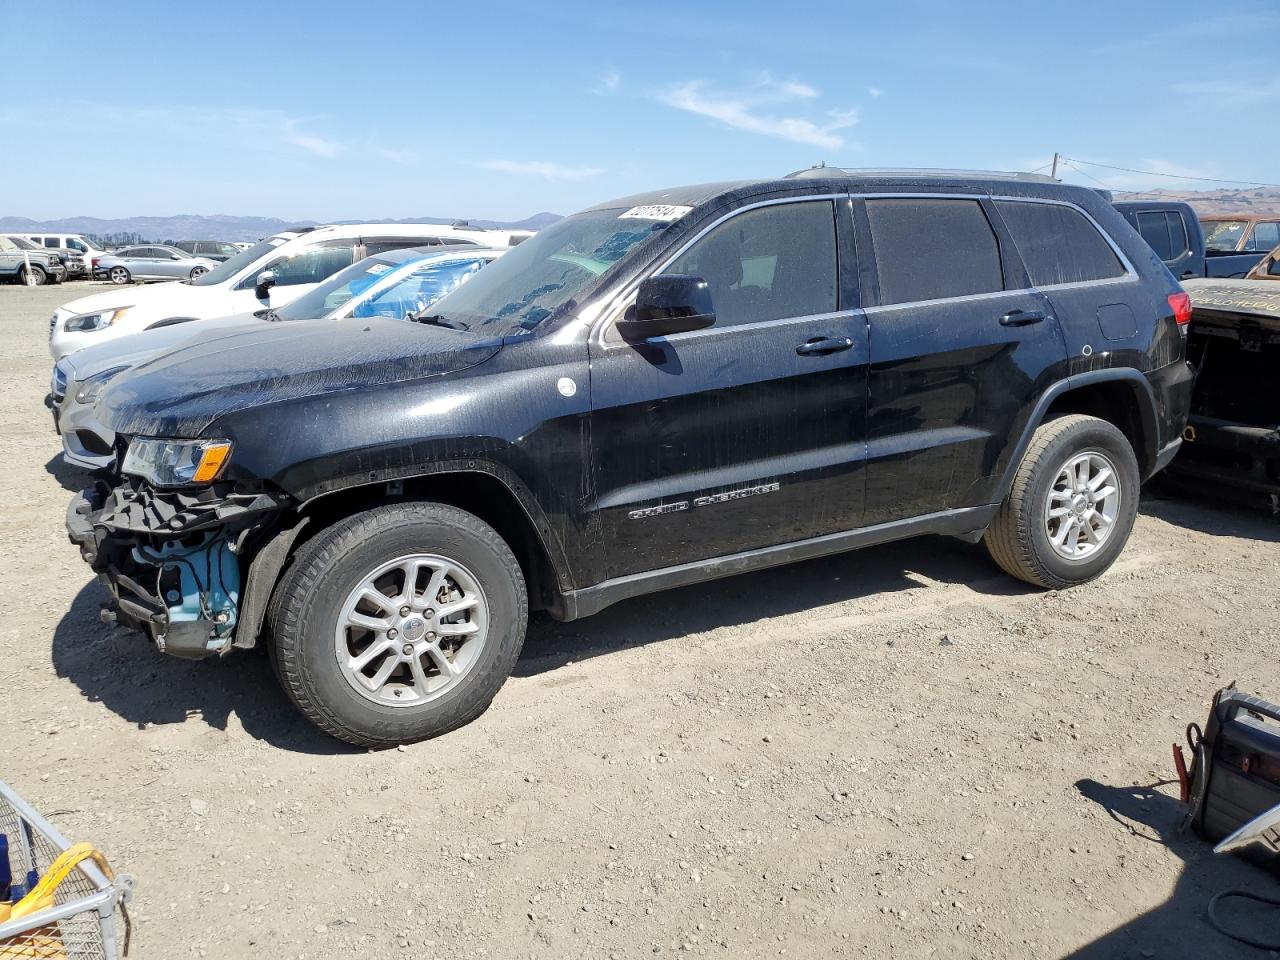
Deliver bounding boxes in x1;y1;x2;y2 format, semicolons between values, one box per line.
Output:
1113;201;1266;280
67;169;1194;746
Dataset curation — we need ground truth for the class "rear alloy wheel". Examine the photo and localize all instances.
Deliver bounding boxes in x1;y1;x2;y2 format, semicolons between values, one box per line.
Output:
109;266;131;285
269;501;527;747
19;264;46;286
983;414;1140;589
51;265;67;284
189;266;208;280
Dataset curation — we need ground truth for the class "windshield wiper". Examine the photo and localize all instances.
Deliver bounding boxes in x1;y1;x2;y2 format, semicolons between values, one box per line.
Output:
407;312;470;331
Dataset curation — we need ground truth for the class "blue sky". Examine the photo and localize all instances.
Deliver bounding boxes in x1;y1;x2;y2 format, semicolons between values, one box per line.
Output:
5;0;1278;221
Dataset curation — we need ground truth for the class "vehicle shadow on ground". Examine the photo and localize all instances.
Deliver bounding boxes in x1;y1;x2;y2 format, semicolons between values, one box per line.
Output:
1068;779;1279;958
1142;482;1280;543
43;454;96;493
51;579;359;756
516;533;1034;677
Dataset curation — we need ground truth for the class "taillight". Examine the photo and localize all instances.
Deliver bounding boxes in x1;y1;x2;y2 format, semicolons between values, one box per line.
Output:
1168;292;1192;327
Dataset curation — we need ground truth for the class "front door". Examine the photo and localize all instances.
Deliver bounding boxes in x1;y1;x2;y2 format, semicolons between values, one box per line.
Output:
585;197;869;584
857;195;1068;524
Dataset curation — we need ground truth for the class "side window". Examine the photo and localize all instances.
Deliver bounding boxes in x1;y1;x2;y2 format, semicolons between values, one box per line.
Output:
663;200;838;327
353;259;486;319
365;238;440;255
43;238;59;249
994;200;1125;286
1249;221;1280;252
865;198;1003;304
1136;211;1175;261
67;239;86;253
267;244;356;287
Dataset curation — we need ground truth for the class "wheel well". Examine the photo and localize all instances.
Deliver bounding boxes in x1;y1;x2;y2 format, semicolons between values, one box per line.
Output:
1043;380;1154;476
290;473;563;615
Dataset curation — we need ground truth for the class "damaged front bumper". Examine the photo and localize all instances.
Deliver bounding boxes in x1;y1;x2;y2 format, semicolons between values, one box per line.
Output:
67;481;290;659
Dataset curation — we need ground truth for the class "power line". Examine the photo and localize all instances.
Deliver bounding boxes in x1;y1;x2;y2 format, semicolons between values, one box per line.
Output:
1061;159;1114;191
1062;156;1280;189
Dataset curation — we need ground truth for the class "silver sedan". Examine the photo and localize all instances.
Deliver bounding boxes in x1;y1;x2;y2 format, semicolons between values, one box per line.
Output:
94;244;218;284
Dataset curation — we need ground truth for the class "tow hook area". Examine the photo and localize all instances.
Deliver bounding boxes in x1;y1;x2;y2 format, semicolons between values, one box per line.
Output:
133;532;241;659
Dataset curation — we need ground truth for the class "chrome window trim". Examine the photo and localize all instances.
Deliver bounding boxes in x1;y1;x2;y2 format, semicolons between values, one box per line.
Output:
591;190;1139;347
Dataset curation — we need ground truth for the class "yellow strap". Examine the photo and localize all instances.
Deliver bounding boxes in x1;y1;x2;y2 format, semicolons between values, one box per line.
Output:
9;844;113;921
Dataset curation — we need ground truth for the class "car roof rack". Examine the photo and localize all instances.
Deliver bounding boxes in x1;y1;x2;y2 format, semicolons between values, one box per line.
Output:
784;165;1058;183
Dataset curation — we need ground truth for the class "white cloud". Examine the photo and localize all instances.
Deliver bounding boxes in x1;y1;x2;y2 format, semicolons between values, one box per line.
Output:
656;79;858;149
479;159;605;181
1171;79;1280;106
592;70;621;95
867;86;884;98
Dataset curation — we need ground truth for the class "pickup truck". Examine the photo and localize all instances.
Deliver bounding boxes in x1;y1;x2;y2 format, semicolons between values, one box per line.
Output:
1201;215;1278;278
1113;202;1267;280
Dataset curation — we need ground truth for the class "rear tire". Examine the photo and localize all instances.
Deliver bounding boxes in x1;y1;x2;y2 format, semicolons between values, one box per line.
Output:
109;266;131;285
268;501;527;747
983;414;1140;589
189;266;208;280
19;265;46;286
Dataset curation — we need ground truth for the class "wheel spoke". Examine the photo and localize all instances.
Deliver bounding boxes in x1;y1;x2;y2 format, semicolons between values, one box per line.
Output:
1093;484;1117;502
366;653;400;691
358;587;395;615
419;566;447;608
1087;466;1113;492
347;611;389;633
437;620;480;637
426;644;460;677
1052;517;1075;547
1050;487;1074;503
349;637;393;673
437;595;479;620
1048;506;1072;519
408;654;432;691
1092;509;1114;528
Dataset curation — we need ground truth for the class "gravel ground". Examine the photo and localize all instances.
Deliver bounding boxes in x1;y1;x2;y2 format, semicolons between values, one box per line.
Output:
2;281;1278;959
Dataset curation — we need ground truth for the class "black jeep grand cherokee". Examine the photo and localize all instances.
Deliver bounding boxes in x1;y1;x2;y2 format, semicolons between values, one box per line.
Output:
68;169;1193;746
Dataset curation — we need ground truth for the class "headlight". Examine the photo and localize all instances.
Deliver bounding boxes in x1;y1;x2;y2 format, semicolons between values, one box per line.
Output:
63;306;131;333
122;437;233;487
73;365;130;405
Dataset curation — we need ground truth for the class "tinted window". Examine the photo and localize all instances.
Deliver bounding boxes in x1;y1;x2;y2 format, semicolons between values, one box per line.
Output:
865;198;1003;304
365;238;440;256
43;238;59;248
67;238;86;253
1166;212;1189;257
266;244;356;287
664;200;838;327
1136;211;1175;261
1249;221;1280;252
995;200;1125;286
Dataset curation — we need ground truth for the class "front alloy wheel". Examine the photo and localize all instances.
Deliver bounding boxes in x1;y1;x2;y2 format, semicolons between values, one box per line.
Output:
335;553;490;707
270;501;527;747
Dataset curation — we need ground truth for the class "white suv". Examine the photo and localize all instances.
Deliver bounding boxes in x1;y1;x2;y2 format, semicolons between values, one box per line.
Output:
24;234;107;276
49;223;520;359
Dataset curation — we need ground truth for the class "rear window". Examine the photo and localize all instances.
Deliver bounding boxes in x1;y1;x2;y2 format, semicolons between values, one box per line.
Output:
995;200;1125;286
865;198;1004;305
1135;211;1188;262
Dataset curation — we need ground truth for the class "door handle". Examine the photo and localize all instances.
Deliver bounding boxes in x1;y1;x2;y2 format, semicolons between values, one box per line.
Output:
796;336;854;356
999;309;1047;327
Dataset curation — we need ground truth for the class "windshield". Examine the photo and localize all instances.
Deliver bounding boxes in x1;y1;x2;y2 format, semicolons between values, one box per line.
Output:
352;257;488;320
189;236;288;286
274;253;418;320
9;237;38;250
427;208;671;335
1203;220;1249;252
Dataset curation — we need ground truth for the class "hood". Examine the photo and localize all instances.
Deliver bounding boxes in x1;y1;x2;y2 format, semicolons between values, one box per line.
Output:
97;315;504;438
62;313;265;381
58;279;206;318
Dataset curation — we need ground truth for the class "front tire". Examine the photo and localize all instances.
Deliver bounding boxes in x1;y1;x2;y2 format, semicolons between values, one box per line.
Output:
269;502;527;747
19;264;46;286
983;414;1140;589
109;266;131;285
189;266;208;280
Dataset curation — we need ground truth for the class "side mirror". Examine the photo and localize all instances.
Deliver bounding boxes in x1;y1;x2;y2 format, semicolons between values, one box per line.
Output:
616;275;716;341
254;269;276;300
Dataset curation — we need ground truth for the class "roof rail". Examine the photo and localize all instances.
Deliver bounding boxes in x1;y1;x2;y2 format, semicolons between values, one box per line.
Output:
784;165;1058;183
450;220;487;232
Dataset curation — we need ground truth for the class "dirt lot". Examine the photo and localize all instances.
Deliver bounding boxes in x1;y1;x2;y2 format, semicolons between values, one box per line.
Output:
2;281;1278;959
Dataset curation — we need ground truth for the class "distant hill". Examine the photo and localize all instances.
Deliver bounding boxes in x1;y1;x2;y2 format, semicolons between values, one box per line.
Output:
0;211;562;243
1113;186;1280;216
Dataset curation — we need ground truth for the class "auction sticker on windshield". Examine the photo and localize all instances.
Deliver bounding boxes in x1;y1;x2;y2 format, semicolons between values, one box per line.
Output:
619;204;693;221
366;264;392;275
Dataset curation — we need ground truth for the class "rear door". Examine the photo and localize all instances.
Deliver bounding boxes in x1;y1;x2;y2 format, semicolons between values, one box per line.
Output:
586;196;870;582
857;195;1067;523
1135;209;1196;280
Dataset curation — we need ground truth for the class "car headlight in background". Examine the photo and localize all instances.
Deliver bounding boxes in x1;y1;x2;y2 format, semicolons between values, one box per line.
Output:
73;365;130;405
63;307;132;333
122;437;233;487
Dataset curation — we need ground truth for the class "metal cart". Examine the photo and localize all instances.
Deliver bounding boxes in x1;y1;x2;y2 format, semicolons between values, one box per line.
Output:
0;780;132;959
